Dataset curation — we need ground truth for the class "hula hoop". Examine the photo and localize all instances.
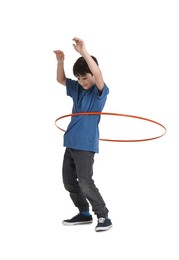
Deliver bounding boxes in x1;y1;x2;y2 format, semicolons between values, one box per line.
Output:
55;112;167;142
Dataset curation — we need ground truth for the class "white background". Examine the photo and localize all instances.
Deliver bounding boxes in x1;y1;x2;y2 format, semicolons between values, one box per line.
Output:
0;0;179;259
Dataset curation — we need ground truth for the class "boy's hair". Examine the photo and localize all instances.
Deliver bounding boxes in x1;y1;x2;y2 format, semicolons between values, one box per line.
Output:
73;56;98;77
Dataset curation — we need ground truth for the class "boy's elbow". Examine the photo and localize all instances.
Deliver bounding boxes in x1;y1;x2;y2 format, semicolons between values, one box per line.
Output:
57;77;66;86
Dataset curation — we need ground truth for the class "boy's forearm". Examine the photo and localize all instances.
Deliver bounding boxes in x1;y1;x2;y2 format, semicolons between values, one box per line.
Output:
81;50;101;78
56;61;66;85
81;49;104;91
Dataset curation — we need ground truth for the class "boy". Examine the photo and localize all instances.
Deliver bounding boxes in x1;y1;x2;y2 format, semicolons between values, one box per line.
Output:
54;37;112;232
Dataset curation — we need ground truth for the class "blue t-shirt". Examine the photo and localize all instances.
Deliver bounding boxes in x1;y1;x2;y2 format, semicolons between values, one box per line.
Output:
63;78;109;153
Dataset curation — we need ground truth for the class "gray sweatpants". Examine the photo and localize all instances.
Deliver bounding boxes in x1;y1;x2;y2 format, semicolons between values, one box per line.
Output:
62;148;109;218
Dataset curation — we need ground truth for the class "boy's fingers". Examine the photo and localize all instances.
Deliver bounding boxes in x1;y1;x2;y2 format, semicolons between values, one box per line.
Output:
53;50;63;53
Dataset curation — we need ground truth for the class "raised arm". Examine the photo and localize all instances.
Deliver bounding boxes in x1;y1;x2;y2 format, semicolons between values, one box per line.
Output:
53;50;66;86
73;37;105;91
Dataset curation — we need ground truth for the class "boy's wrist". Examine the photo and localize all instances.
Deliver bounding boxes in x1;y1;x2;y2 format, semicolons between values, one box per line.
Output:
57;60;64;64
80;49;89;57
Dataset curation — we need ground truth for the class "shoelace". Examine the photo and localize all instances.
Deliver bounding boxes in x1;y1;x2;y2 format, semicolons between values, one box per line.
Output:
98;217;106;223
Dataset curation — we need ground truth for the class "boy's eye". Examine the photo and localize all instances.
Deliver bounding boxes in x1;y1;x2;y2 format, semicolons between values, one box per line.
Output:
77;76;87;80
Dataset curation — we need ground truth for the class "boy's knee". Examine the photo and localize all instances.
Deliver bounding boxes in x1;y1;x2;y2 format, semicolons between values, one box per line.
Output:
63;181;72;192
63;181;81;193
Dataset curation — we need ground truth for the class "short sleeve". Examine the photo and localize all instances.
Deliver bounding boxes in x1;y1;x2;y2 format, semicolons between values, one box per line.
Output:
97;83;109;100
66;78;78;97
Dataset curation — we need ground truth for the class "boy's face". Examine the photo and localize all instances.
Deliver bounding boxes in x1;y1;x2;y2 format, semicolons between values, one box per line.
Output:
76;73;95;90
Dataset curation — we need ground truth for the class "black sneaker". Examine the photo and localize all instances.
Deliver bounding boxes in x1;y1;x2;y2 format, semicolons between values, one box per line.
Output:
95;217;112;232
62;213;93;226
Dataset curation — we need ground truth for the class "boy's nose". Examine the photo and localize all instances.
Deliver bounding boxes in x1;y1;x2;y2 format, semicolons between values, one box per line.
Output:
81;80;86;85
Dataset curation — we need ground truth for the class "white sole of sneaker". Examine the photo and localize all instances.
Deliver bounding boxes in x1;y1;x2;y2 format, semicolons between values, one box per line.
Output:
95;224;113;232
62;220;93;226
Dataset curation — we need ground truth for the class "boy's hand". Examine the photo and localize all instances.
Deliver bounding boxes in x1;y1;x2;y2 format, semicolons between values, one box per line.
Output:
72;37;86;54
53;50;65;62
